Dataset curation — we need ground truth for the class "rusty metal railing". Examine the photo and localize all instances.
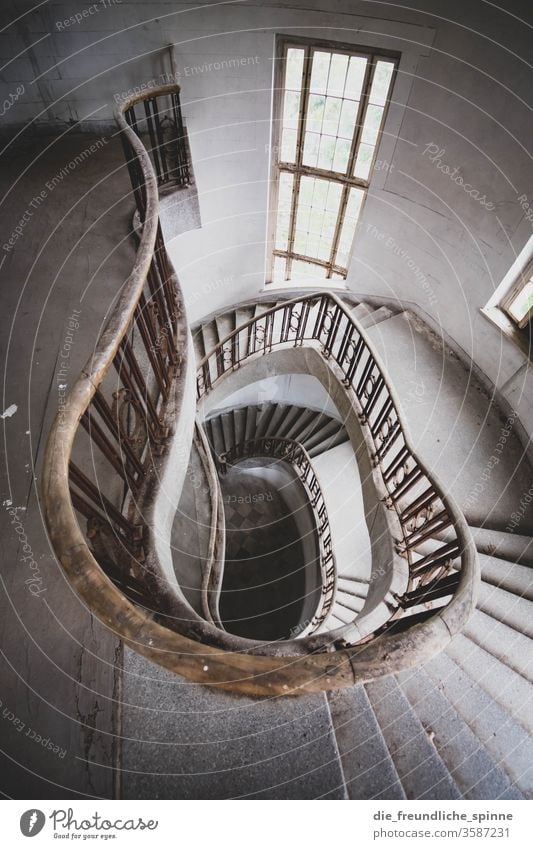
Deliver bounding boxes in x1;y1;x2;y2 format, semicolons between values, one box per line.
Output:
41;82;479;697
196;294;478;641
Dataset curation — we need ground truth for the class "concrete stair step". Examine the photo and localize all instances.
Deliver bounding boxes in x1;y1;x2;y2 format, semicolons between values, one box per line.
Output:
423;652;533;797
255;402;280;438
201;319;219;357
233;306;255;357
220;412;235;455
363;311;533;534
300;415;341;447
295;412;337;448
337;577;369;598
192;326;206;364
444;632;533;735
477;581;533;639
327;686;406;799
322;613;346;631
398;667;523;799
283;407;318;441
276;403;308;438
244;403;259;441
479;552;533;601
206;416;225;458
350;302;373;323
437;525;533;568
334;590;365;615
215;313;234;345
259;403;288;438
357;305;394;329
308;427;349;457
121;652;347;799
233;407;247;446
365;675;462;799
330;605;355;625
464;608;533;683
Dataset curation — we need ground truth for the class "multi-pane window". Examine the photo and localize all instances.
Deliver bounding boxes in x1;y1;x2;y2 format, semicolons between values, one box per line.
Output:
503;262;533;329
269;41;397;284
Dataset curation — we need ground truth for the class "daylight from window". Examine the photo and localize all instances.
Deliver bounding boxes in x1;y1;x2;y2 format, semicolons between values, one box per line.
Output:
270;44;396;284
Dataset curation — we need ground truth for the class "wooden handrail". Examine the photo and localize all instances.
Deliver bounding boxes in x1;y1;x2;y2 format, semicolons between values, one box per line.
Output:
40;83;479;697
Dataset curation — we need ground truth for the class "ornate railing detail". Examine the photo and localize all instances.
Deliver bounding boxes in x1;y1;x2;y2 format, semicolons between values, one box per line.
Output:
218;436;336;635
41;80;478;697
123;84;190;190
196;294;477;639
42;84;191;621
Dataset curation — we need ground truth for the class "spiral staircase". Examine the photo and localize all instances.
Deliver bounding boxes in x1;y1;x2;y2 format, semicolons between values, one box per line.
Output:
41;83;533;799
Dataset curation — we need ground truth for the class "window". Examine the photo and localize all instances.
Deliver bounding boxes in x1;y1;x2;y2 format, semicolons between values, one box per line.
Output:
268;39;397;285
481;235;533;360
502;261;533;329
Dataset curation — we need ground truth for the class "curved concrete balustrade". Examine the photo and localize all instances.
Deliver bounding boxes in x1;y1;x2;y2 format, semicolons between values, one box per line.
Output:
41;83;478;696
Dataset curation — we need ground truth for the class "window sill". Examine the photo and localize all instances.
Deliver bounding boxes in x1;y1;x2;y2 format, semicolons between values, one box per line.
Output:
480;305;532;364
265;278;347;291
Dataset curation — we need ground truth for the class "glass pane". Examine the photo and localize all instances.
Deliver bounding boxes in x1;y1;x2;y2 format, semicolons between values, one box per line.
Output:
280;127;297;162
283;90;300;131
272;256;287;283
369;60;395;106
310;51;330;95
322;96;342;136
345;56;367;100
332;137;351;173
291;260;328;279
285;48;305;90
302;131;320;167
317;134;336;170
507;275;533;323
353;143;375;180
274;171;294;251
338;99;358;139
293;176;342;261
361;104;384;146
327;53;349;98
335;187;365;268
307;94;326;133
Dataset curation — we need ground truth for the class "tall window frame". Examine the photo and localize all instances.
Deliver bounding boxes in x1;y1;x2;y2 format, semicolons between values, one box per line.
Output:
267;36;399;286
501;258;533;329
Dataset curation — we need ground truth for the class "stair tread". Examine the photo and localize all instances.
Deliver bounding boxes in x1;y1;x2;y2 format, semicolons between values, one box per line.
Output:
464;608;533;683
479;552;533;601
445;632;533;734
398;666;524;799
327;686;406;799
423;652;533;796
365;675;462;800
358;306;394;329
478;581;533;639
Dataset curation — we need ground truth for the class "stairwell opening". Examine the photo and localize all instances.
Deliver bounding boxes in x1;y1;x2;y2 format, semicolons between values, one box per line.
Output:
218;458;321;640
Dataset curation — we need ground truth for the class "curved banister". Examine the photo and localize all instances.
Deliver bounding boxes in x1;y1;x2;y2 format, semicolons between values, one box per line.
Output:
196;292;479;643
41;81;479;697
